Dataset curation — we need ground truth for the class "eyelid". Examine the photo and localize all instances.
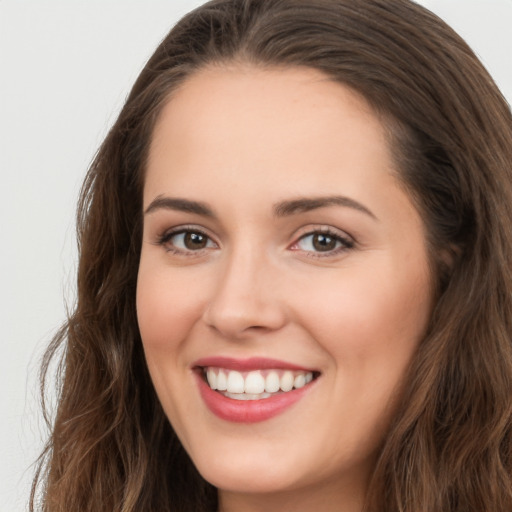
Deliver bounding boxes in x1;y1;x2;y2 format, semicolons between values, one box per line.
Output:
288;225;355;255
153;223;355;258
156;224;219;253
291;224;354;242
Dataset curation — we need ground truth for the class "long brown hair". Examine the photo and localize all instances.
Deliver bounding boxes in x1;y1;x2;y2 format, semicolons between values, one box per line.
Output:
32;1;512;510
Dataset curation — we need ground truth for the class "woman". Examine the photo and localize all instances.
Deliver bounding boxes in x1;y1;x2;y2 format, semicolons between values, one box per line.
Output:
32;0;512;511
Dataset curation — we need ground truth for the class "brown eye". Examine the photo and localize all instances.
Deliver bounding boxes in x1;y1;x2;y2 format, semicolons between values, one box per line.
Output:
184;232;208;249
312;233;337;252
294;230;353;255
160;229;216;252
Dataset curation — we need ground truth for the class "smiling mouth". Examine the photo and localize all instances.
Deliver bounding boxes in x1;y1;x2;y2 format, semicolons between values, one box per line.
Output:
200;367;319;401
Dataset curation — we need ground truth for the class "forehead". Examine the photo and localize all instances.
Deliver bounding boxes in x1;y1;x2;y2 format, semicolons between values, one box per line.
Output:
144;65;397;212
149;65;383;152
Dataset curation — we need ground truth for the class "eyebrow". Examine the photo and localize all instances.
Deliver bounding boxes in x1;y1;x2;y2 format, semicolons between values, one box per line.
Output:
144;196;215;217
144;194;377;221
273;196;377;220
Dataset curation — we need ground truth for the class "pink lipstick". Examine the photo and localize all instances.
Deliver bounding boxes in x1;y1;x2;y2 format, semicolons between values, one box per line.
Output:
193;357;318;423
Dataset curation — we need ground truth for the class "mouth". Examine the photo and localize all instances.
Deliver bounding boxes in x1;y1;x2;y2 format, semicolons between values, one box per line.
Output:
192;357;320;422
200;367;317;401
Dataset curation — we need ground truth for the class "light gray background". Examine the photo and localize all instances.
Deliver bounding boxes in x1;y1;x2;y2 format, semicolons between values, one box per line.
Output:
1;1;511;510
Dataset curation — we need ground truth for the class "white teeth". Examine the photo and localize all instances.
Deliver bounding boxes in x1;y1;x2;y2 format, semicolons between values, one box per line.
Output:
205;367;315;398
264;371;280;393
244;371;265;394
216;370;227;391
280;371;294;392
225;391;272;400
206;368;217;390
294;373;306;389
226;370;245;394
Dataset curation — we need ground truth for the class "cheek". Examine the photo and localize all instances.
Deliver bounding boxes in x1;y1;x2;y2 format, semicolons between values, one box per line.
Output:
135;262;206;432
293;260;432;381
136;263;206;356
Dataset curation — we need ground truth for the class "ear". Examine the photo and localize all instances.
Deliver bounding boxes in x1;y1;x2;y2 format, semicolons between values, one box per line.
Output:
435;243;461;290
440;243;461;268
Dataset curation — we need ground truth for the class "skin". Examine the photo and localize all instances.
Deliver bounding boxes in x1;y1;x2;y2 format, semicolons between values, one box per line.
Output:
137;65;434;512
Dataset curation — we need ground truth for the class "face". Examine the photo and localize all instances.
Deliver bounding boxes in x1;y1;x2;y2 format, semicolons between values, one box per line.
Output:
137;66;433;509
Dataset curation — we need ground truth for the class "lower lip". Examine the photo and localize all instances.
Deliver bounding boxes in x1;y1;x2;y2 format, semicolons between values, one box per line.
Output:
195;373;314;423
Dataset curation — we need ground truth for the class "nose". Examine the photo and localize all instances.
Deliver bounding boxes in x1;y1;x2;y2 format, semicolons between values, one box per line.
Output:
202;247;287;339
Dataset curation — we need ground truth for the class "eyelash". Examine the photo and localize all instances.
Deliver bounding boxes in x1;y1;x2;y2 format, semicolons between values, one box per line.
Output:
157;226;216;256
290;227;354;257
156;226;354;258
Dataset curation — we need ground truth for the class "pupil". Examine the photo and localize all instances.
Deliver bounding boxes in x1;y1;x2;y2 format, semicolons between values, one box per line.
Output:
185;232;207;249
313;234;336;251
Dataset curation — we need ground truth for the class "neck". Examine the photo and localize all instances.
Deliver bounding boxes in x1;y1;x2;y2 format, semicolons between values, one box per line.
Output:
217;471;368;512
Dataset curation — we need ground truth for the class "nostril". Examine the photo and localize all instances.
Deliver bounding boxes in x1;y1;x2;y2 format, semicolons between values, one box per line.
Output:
201;272;288;337
203;307;285;339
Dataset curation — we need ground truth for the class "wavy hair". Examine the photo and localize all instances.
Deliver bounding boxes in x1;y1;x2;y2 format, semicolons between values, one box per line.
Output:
32;0;512;510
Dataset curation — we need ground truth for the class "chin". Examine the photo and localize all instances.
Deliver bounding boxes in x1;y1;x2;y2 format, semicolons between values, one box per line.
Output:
192;450;305;494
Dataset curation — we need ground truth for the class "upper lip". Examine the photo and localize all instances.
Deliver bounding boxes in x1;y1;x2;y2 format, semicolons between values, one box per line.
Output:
192;356;316;372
